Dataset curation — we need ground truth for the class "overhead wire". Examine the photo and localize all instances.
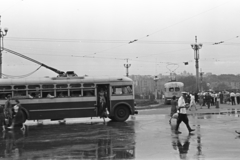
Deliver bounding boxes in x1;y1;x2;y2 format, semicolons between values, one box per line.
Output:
0;0;24;15
213;36;239;45
7;37;240;45
1;65;42;78
48;1;229;57
127;1;229;43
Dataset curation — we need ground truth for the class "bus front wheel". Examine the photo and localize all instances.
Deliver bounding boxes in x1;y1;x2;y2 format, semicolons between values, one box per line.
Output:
113;105;130;122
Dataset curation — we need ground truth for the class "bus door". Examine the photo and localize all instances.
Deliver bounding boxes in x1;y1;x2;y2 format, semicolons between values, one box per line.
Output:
96;84;110;116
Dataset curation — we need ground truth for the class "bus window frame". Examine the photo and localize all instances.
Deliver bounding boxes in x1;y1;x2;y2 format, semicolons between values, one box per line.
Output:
175;87;180;92
83;88;95;97
69;88;82;97
169;87;174;92
111;85;133;95
13;85;27;97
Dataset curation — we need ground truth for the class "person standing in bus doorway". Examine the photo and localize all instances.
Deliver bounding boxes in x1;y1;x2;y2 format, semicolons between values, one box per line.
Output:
169;96;178;124
175;92;195;134
98;88;108;119
0;105;5;131
4;95;12;129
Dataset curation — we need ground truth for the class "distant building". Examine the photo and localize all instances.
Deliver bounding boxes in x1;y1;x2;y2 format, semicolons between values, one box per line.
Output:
129;74;170;97
180;71;192;77
204;72;213;77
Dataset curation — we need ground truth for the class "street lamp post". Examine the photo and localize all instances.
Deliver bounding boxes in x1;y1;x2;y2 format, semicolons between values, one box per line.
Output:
124;59;131;77
200;69;204;92
0;16;8;78
154;75;158;101
191;36;202;93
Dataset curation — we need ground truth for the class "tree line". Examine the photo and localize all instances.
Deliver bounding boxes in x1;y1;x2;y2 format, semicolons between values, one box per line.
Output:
177;74;240;93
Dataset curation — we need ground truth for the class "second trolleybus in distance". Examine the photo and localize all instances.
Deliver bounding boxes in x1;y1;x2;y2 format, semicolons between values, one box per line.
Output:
0;76;138;123
164;81;184;104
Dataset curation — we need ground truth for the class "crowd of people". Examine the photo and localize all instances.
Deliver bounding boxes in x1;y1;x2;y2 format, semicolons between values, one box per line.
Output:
196;90;240;108
169;90;240;134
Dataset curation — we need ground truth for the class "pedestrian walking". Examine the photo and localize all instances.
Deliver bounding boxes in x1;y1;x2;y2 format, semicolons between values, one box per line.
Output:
198;93;203;108
236;91;240;105
230;92;236;105
219;91;223;104
194;92;199;105
169;96;178;124
175;92;195;134
8;99;25;130
189;94;197;111
205;92;212;109
4;95;12;129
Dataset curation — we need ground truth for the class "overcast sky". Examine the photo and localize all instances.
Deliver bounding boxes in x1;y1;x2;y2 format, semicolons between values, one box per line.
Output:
1;0;240;78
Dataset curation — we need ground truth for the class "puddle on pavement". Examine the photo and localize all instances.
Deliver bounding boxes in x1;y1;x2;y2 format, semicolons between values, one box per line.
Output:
0;121;136;159
1;111;240;159
189;108;240;119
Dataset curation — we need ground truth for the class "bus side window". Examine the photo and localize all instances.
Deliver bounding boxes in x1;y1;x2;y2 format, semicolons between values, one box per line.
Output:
112;87;116;94
42;91;54;98
0;92;12;100
70;89;82;97
14;90;27;97
112;86;132;95
0;86;12;100
126;86;132;94
28;86;41;98
112;87;122;95
122;86;133;94
83;89;95;97
57;91;68;97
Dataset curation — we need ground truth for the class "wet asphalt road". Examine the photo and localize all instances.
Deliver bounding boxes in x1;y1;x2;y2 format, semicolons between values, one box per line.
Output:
1;104;240;160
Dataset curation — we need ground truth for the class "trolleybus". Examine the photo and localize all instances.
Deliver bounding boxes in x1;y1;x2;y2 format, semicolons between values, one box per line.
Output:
0;76;138;123
164;81;184;104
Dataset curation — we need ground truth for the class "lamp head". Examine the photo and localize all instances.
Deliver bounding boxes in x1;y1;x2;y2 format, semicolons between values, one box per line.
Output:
4;28;8;33
191;44;195;49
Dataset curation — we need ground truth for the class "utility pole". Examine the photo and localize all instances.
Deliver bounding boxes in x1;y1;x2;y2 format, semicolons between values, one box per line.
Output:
200;69;204;92
124;59;131;77
0;16;9;78
191;36;202;93
154;75;158;101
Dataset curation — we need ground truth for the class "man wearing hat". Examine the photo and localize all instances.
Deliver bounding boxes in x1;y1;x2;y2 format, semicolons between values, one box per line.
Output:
175;92;195;134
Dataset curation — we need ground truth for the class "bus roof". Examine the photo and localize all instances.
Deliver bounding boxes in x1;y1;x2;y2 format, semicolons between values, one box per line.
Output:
0;76;133;85
164;81;184;87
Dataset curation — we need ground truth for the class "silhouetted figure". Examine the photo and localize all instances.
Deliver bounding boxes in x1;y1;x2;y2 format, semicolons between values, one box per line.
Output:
172;134;191;160
169;96;178;124
177;136;191;159
205;92;212;109
175;92;195;134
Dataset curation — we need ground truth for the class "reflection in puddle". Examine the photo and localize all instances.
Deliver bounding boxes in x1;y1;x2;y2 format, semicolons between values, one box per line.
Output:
171;123;204;159
190;109;240;119
0;121;136;159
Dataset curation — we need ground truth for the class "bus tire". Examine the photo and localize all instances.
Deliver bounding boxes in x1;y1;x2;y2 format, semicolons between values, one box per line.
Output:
113;105;130;122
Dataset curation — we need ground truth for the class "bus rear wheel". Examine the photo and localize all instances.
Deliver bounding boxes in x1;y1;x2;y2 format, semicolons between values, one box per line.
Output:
113;105;130;122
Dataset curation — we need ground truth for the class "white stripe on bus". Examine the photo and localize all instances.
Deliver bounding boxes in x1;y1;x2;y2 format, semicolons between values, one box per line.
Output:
30;107;95;112
111;95;133;100
0;96;133;105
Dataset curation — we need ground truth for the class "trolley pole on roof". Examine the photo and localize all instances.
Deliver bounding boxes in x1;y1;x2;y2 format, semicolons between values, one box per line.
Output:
191;36;202;93
124;59;131;77
0;16;9;78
